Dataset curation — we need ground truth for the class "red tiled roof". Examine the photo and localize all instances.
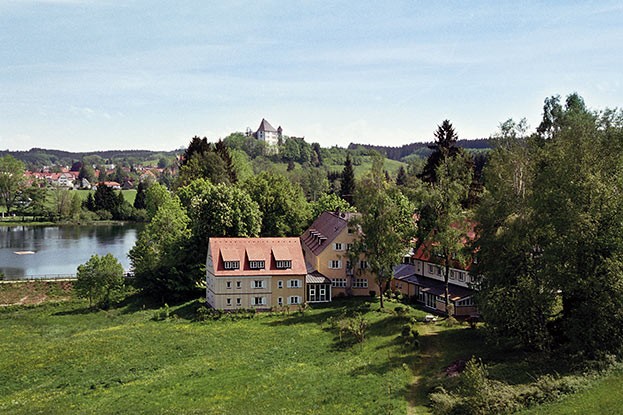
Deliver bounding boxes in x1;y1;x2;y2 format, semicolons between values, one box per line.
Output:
412;221;477;271
209;237;306;276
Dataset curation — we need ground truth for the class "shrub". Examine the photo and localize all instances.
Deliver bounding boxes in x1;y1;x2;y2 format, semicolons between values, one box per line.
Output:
400;324;420;350
153;303;170;321
195;306;221;321
369;290;376;298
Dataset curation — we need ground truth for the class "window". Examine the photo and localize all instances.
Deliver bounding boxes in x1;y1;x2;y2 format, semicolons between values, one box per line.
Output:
428;264;435;273
288;296;301;305
331;278;347;288
276;260;292;269
278;280;283;289
458;272;465;282
457;297;474;306
329;260;342;269
236;281;241;289
236;298;241;305
226;298;232;306
287;279;301;288
253;297;266;306
347;243;353;251
278;297;283;306
353;278;368;288
359;260;368;269
253;280;265;289
249;260;265;270
334;243;343;251
436;266;441;275
449;271;456;280
223;260;240;270
470;275;476;283
226;281;232;288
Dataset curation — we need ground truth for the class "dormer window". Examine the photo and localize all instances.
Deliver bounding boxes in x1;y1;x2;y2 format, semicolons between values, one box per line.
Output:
223;261;240;270
249;260;265;270
276;260;292;269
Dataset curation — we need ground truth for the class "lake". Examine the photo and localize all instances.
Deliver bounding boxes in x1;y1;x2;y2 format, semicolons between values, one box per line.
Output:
0;224;142;278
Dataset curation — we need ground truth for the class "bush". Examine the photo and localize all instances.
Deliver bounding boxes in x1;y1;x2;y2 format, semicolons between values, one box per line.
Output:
96;209;113;220
429;357;588;415
195;306;222;321
400;324;420;350
369;290;376;298
152;303;171;321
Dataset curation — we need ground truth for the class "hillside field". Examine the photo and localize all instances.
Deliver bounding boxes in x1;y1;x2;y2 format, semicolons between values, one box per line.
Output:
1;288;619;414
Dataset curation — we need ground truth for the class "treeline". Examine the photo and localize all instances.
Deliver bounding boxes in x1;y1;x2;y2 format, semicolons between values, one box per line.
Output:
0;148;178;170
348;138;491;161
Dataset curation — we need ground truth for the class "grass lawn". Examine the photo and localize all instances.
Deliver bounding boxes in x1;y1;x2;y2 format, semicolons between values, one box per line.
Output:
2;289;616;415
0;296;449;415
519;369;623;415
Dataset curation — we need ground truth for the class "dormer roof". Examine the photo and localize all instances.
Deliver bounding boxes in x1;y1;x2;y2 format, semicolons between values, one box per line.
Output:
208;237;306;276
301;211;359;256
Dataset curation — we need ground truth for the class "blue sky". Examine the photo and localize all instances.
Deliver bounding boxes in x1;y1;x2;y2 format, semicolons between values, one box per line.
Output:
1;1;622;151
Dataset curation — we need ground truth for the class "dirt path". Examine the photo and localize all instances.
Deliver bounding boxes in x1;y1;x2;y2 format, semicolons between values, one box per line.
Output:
407;325;442;415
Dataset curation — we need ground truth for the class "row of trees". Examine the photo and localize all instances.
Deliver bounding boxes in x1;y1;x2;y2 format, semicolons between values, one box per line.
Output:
476;94;623;359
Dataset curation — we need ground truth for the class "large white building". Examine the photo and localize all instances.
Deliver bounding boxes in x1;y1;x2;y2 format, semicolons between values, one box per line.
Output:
254;118;281;147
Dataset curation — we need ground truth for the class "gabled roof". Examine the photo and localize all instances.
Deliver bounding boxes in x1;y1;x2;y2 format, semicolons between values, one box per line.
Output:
208;237;306;276
257;118;277;133
301;211;359;256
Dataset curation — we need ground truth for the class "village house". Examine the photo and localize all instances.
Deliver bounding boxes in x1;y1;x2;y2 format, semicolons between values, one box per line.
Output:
300;211;375;298
391;229;478;317
206;237;332;310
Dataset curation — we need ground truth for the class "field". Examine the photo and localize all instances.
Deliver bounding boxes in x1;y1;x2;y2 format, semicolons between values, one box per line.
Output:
0;295;436;415
1;287;619;415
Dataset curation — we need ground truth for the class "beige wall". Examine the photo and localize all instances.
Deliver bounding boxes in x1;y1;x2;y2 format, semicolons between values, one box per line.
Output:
206;270;305;310
306;228;375;297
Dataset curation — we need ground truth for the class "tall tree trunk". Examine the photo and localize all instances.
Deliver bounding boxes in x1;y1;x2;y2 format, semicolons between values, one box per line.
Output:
444;255;451;316
378;281;384;308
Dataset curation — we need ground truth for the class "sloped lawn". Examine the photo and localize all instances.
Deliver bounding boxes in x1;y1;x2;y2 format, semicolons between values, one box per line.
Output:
0;298;426;415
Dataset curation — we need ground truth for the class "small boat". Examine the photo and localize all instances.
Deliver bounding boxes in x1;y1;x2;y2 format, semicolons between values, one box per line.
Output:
13;251;35;255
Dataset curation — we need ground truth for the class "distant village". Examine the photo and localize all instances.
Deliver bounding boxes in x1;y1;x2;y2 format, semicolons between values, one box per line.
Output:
23;163;175;191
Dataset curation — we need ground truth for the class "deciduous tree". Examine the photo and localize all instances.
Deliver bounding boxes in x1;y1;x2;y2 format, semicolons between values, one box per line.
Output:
75;253;125;308
0;155;26;215
351;153;415;308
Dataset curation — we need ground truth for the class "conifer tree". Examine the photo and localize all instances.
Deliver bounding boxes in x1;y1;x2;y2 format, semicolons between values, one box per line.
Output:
340;154;355;205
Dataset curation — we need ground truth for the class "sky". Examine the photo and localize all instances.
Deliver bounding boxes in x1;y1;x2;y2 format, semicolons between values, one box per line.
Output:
1;1;622;152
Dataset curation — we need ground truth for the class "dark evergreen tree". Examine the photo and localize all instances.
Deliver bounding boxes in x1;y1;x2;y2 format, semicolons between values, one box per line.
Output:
340;154;355;205
181;136;210;166
83;192;96;211
395;165;407;186
418;120;462;183
215;139;237;183
134;181;147;209
93;185;119;213
311;142;323;166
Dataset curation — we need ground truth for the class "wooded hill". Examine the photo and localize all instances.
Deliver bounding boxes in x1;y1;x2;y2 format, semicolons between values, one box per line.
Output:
0;148;179;170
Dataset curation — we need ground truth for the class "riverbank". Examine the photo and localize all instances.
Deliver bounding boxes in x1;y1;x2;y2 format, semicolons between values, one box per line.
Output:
0;219;139;227
0;280;73;306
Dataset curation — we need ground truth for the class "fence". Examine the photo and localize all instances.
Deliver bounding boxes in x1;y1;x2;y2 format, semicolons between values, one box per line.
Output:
0;271;134;283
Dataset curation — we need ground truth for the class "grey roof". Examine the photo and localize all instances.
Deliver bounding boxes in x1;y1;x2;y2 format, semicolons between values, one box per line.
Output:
257;118;277;133
306;271;332;284
301;211;359;256
396;274;474;301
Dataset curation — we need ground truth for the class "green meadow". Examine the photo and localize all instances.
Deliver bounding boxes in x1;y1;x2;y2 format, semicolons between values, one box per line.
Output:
0;297;427;415
1;287;619;415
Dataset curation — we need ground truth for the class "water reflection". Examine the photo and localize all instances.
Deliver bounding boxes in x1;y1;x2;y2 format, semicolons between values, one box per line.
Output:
0;224;142;278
